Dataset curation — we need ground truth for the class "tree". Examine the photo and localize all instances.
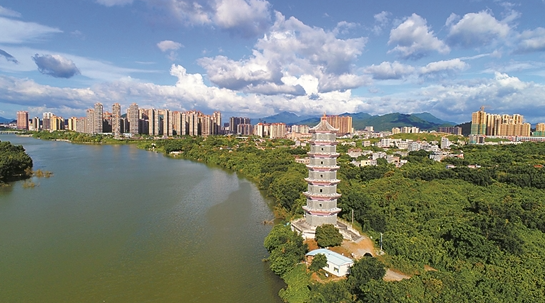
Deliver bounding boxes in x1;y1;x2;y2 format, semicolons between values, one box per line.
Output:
309;253;327;272
309;280;354;303
264;224;308;276
347;257;386;296
315;224;343;247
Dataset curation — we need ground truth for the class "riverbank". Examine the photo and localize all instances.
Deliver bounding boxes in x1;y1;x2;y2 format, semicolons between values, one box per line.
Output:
0;134;285;302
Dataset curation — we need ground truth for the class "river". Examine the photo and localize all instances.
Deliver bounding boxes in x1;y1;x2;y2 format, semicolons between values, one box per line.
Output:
0;135;284;302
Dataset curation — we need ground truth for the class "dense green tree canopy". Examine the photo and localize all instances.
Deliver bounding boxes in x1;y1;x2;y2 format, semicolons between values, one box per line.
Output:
315;224;343;247
0;140;33;183
309;253;327;273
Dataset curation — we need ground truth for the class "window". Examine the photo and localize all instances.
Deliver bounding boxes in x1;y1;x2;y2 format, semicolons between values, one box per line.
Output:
319;189;322;193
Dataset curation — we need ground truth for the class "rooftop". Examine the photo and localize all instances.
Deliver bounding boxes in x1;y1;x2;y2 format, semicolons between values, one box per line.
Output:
306;248;354;266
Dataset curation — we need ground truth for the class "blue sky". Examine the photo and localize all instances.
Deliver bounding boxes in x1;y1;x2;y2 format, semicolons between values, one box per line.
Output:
1;0;545;123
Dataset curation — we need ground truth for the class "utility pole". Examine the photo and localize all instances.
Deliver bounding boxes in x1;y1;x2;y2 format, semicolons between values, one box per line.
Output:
380;233;383;252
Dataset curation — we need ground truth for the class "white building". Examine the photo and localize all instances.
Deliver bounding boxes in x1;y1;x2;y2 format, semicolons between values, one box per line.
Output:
306;248;354;277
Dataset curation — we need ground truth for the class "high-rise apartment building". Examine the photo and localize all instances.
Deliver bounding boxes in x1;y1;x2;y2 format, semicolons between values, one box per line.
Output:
17;111;29;130
85;109;95;134
31;117;40;131
269;123;286;139
42;112;53;131
229;117;251;134
212;111;222;135
112;103;121;137
50;115;64;131
128;103;139;135
471;107;531;137
67;117;78;131
94;103;103;134
325;115;352;136
534;123;545;137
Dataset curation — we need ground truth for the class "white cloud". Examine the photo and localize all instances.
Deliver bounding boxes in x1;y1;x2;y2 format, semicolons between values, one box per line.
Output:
157;40;184;61
372;11;390;35
446;11;511;48
213;0;271;37
0;5;21;18
157;40;183;52
364;61;415;80
96;0;134;7
199;12;367;94
141;0;271;38
515;27;545;54
419;58;468;76
0;76;96;109
388;14;449;60
0;17;62;44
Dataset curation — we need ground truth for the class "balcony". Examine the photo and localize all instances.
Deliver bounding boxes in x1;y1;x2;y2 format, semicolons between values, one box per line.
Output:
303;191;342;199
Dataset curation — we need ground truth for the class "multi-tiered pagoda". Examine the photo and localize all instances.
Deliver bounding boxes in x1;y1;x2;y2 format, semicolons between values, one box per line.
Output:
292;114;344;238
303;115;342;226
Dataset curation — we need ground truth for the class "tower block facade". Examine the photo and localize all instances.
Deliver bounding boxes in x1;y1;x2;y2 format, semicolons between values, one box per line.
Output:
302;115;342;226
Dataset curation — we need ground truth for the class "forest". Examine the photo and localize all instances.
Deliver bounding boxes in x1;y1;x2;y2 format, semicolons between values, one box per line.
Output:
150;136;545;302
0;140;33;184
30;131;545;302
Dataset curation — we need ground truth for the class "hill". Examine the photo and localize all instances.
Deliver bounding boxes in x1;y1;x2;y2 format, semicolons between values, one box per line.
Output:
0;116;13;123
257;111;316;124
412;112;455;126
256;111;454;132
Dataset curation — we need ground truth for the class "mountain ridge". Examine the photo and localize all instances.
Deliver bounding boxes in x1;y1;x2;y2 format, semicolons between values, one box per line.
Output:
257;111;455;131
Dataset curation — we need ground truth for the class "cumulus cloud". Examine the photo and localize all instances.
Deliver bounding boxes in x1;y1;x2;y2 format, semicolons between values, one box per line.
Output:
32;54;81;78
157;40;183;61
0;76;95;109
0;17;62;44
514;27;545;54
199;12;367;94
96;0;133;6
419;58;468;79
418;72;545;122
0;5;21;17
388;14;449;60
0;48;18;63
364;61;415;80
157;40;183;52
213;0;271;37
141;0;271;38
446;11;511;48
3;64;545;124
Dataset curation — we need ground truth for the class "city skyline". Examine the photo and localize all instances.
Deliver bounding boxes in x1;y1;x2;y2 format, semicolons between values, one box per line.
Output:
1;1;545;123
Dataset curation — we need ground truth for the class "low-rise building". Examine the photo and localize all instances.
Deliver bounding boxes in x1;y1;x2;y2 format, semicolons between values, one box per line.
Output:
306;248;354;277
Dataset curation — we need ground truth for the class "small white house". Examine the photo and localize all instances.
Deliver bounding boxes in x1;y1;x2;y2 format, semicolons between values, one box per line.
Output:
306;248;354;277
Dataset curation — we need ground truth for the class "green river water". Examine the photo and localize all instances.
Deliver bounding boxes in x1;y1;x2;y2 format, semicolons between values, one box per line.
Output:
0;135;284;302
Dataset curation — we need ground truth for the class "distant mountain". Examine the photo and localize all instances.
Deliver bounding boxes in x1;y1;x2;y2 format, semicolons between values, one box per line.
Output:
354;113;443;131
412;112;455;126
256;111;454;132
257;111;317;124
0;116;13;123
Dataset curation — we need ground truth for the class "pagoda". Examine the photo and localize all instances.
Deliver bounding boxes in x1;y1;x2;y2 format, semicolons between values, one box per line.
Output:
292;114;354;239
302;114;342;226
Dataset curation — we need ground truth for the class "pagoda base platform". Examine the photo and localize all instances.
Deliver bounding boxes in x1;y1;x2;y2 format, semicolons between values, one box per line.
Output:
290;218;363;242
